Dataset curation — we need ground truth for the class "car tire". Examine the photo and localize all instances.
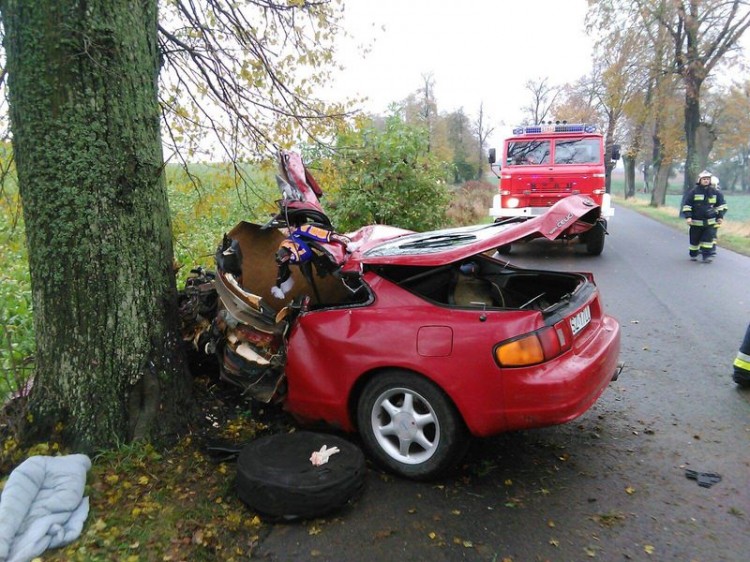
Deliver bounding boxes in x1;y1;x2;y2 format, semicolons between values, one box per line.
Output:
585;220;606;256
356;370;469;481
235;431;366;520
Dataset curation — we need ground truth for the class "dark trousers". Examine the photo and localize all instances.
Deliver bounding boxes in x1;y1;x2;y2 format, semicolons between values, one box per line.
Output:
688;225;716;257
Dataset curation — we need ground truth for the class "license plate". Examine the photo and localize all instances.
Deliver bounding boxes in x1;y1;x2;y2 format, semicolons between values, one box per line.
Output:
570;305;591;336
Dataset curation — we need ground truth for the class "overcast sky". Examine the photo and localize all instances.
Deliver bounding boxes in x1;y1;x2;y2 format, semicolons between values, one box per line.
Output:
328;0;596;140
327;0;750;144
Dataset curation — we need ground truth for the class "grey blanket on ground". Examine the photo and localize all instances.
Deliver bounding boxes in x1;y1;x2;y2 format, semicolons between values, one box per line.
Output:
0;454;91;562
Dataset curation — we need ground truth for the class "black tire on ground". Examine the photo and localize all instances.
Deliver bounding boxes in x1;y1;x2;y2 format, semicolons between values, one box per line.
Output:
585;220;607;256
235;431;366;520
356;370;469;481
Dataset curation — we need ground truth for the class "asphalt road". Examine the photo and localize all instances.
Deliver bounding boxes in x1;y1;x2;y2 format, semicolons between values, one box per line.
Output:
251;206;750;562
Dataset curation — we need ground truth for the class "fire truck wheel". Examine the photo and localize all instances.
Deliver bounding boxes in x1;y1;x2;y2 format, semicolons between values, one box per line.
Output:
235;431;366;520
585;221;606;256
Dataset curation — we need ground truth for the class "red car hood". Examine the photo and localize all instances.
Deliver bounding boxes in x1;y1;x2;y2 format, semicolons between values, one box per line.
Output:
341;194;601;271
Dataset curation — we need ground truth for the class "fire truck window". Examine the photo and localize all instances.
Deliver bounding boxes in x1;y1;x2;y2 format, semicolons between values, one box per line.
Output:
554;138;601;165
507;141;550;166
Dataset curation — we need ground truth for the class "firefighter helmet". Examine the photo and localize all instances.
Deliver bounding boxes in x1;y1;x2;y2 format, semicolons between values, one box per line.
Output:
698;170;712;180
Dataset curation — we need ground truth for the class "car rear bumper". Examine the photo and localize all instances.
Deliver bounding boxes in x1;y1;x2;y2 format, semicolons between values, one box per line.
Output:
467;315;621;436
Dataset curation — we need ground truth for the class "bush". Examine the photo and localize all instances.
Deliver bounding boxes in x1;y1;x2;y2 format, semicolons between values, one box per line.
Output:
319;115;451;232
445;180;495;226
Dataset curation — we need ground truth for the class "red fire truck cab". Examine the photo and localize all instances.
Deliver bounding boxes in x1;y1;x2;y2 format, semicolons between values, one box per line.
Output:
488;123;619;256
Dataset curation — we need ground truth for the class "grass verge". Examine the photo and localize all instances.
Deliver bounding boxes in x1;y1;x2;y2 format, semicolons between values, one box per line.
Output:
612;194;750;257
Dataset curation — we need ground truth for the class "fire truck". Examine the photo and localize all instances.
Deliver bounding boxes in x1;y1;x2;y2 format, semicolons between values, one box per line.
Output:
487;122;620;255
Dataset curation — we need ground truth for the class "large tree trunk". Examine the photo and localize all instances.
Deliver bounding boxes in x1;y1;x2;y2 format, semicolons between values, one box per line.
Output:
0;0;193;450
650;117;670;207
650;162;672;207
622;154;636;199
682;79;703;194
604;114;616;194
695;122;716;172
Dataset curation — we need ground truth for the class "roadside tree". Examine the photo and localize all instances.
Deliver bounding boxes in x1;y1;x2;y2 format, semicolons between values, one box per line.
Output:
631;0;750;192
713;82;750;191
521;77;560;125
0;0;345;451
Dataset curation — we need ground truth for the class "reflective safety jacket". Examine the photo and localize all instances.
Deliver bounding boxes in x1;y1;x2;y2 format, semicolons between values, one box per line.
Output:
682;185;727;227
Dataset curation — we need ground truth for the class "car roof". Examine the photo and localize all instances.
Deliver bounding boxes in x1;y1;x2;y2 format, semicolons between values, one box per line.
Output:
343;194;601;268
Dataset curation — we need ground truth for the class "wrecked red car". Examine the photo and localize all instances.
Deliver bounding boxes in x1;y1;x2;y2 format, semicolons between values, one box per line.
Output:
182;151;622;480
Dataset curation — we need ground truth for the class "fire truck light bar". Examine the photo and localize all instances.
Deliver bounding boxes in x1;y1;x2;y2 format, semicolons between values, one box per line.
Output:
512;123;597;135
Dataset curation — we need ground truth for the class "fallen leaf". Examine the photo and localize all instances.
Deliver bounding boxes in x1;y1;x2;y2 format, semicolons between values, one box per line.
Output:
644;544;655;554
625;486;636;495
549;538;559;547
374;529;395;539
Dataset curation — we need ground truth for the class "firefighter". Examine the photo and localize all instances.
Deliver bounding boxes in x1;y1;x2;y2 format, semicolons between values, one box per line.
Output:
733;323;750;387
681;170;727;263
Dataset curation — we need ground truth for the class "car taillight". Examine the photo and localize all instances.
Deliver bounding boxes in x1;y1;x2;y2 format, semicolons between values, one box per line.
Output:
494;321;573;367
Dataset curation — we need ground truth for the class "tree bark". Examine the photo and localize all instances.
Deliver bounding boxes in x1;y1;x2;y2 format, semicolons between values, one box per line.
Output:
650;162;672;207
604;113;616;194
682;85;702;193
622;154;636;198
0;0;193;450
695;122;716;172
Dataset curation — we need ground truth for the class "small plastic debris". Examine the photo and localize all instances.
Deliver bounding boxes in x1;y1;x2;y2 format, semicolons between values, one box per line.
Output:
310;444;341;466
685;469;722;488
